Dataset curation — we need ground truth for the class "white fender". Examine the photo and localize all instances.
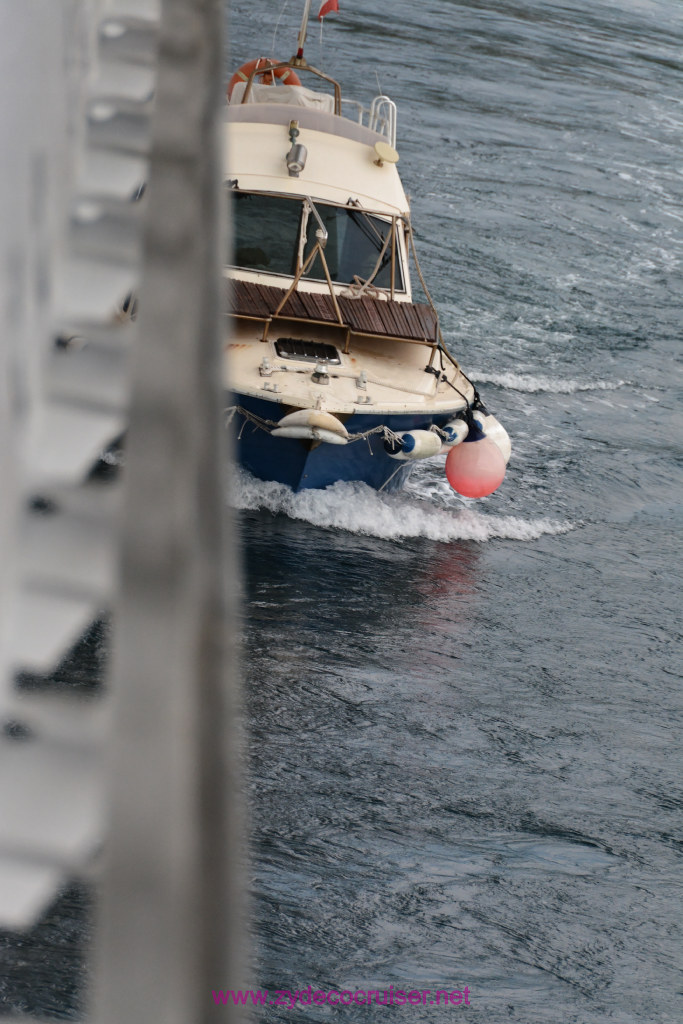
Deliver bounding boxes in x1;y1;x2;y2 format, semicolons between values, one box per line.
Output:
387;429;443;461
439;417;469;454
472;411;512;463
313;428;348;446
271;425;348;445
276;408;349;438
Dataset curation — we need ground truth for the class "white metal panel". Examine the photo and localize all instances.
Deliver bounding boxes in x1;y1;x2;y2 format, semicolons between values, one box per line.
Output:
0;741;103;863
79;149;147;199
20;507;116;601
0;856;63;932
2;693;111;748
27;403;126;485
106;0;161;22
9;588;99;673
92;61;156;103
46;335;131;413
59;258;138;322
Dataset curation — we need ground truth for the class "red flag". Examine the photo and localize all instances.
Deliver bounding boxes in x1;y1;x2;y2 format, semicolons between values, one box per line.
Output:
318;0;339;19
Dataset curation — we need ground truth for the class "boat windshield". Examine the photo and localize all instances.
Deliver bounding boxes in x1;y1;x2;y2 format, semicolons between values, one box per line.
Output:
230;191;403;290
232;193;302;276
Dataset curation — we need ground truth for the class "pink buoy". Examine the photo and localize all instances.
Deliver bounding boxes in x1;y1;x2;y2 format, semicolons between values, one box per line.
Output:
445;432;506;498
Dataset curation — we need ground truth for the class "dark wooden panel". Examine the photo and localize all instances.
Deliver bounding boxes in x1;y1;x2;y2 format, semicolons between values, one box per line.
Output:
227;279;439;341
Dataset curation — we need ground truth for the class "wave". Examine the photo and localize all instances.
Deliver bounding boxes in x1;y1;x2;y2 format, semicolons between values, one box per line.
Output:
471;371;626;394
232;471;570;544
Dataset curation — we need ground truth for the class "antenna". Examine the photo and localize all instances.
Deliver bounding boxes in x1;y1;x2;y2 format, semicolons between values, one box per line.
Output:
296;0;313;58
271;0;289;59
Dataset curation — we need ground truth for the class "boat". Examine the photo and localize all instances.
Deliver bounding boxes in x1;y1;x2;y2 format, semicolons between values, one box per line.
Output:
223;0;510;497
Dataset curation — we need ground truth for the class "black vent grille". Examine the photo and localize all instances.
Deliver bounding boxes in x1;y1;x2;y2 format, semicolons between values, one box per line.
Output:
275;338;341;364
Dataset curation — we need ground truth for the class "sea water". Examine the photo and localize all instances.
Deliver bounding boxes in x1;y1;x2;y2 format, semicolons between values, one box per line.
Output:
2;1;681;1022
236;1;682;1021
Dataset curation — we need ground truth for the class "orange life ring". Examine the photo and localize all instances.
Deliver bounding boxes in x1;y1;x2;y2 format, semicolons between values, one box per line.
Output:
227;58;302;100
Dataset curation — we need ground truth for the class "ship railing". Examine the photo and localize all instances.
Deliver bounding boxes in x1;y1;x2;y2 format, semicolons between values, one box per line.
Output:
369;96;397;148
341;95;397;148
240;58;342;115
237;59;398;146
341;98;365;124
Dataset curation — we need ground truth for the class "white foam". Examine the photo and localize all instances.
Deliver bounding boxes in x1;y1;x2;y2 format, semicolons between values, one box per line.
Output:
471;371;626;394
233;470;570;544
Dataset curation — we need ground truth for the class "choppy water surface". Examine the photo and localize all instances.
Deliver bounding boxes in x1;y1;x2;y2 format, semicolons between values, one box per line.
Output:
2;1;680;1022
234;1;682;1021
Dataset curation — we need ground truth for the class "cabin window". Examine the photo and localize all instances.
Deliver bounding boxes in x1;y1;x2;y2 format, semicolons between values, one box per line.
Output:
231;192;302;275
229;191;404;290
302;205;402;290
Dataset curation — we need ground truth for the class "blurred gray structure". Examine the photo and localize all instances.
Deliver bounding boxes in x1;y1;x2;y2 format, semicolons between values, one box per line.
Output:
0;1;243;1021
1;0;148;940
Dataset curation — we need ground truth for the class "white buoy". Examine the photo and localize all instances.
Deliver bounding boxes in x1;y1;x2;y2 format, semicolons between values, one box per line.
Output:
272;408;349;444
386;429;443;461
275;408;349;438
439;417;469;453
471;410;512;463
271;425;348;444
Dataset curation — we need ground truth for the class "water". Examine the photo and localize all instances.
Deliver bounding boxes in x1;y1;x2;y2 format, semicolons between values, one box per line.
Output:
2;1;681;1021
235;1;682;1021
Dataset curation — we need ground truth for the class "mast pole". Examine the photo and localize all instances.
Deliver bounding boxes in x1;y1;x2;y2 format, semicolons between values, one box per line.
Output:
296;0;313;58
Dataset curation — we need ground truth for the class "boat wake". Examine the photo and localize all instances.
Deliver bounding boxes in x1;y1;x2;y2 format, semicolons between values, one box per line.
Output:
471;371;626;394
233;470;570;544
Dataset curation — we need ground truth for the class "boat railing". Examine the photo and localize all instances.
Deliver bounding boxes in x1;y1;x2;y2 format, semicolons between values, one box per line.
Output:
237;59;397;146
341;95;397;148
369;96;397;149
340;98;365;124
239;59;342;115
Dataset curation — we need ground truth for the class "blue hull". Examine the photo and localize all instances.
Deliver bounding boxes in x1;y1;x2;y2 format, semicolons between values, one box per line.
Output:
230;394;461;492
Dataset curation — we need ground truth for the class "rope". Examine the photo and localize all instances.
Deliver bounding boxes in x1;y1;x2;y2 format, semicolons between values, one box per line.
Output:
340;275;388;300
403;220;475;407
378;462;407;492
339;224;392;299
224;405;409;446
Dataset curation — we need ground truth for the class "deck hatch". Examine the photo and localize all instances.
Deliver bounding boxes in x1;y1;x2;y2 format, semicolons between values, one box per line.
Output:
275;337;341;364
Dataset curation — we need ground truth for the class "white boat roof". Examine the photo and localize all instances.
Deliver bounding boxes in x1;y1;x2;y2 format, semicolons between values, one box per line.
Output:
226;93;386;148
224;99;410;216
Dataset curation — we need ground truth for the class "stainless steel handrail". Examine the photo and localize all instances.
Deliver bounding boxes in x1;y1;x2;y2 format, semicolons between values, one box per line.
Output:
240;57;342;115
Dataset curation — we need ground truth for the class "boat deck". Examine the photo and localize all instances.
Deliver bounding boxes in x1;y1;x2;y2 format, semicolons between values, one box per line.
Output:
225;278;439;344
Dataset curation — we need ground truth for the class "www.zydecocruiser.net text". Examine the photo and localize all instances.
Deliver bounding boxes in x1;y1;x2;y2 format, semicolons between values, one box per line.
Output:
212;986;472;1008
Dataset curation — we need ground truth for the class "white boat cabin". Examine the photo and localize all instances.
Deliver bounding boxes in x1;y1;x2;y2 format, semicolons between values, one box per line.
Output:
223;61;413;303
